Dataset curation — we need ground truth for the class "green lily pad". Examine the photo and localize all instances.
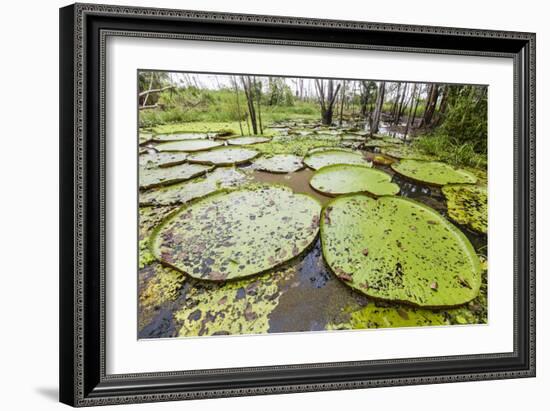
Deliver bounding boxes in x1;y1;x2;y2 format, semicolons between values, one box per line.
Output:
139;163;213;190
381;146;435;160
187;146;259;166
363;140;398;148
139;152;189;168
174;266;297;337
226;136;271;145
320;195;481;307
139;167;250;206
371;154;395;166
304;150;372;170
252;154;304;173
442;184;488;234
156;139;223;152
306;147;355;155
139;131;153;145
327;303;448;330
152;133;210;142
391;159;478;186
151;185;321;281
342;134;366;142
310;164;399;197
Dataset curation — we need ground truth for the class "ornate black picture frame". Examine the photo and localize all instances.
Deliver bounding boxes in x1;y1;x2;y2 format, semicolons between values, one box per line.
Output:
59;3;535;407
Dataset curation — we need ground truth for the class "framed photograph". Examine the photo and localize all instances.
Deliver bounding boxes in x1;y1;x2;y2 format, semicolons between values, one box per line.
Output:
59;3;536;407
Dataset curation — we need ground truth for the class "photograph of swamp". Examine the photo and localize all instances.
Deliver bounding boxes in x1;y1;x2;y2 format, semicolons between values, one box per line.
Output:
138;71;488;339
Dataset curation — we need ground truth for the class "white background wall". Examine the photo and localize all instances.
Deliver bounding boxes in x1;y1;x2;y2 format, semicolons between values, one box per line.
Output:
0;0;545;409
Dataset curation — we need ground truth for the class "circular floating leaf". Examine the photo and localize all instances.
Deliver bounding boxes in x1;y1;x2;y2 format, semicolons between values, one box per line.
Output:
310;164;399;197
151;186;321;281
381;146;435;160
139;152;188;168
140;167;250;206
156;139;223;152
342;134;365;142
253;154;304;173
363;140;398;148
320;195;481;307
442;184;488;234
304;150;372;170
391;159;477;186
139;131;153;145
187;146;259;166
139;163;213;190
226;136;271;145
153;133;209;142
306;146;355;155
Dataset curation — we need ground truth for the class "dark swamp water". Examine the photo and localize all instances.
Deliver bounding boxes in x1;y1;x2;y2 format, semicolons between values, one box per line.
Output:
138;150;488;339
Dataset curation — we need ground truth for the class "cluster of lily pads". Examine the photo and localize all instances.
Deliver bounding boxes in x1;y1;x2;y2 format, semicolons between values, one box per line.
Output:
138;120;487;337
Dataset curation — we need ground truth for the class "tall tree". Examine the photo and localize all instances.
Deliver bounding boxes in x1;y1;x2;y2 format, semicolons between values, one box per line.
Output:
395;84;409;125
231;76;244;136
314;79;342;125
240;76;258;134
254;76;264;134
370;81;386;135
339;80;346;126
420;83;440;128
404;83;418;140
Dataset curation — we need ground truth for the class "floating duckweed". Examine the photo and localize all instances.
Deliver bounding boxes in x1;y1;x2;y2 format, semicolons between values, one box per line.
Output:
391;159;477;186
310;164;399;197
442;184;488;234
320;195;481;307
151;185;322;281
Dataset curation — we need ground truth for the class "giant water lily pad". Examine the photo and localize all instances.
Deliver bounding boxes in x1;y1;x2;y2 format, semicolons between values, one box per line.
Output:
139;163;213;189
310;164;399;197
226;136;271;145
156;139;223;152
174;266;297;337
151;186;321;281
252;154;304;173
307;146;355;155
391;159;477;186
139;167;250;206
442;184;488;234
139;152;189;168
320;195;481;307
381;146;435;161
152;133;210;142
187;146;259;165
304;150;372;170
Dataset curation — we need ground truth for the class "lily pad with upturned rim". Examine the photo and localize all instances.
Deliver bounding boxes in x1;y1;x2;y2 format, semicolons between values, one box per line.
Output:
155;139;223;152
227;136;271;145
187;146;259;166
320;195;481;307
252;154;304;173
442;184;488;234
139;163;213;190
381;146;436;161
310;164;399;197
151;185;321;281
152;133;210;142
391;159;478;186
304;150;372;170
139;152;189;168
139;167;250;206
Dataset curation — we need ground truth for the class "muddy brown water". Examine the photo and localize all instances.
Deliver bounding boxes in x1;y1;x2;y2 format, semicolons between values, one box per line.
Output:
139;151;487;338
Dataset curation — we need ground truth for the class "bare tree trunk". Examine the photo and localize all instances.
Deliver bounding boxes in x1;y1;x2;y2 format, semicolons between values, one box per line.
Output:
404;83;418;140
315;79;342;126
241;76;258;134
434;85;449;126
339;80;346;126
254;77;264;134
420;83;440;128
391;83;402;121
371;81;386;135
396;84;409;125
232;76;244;136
